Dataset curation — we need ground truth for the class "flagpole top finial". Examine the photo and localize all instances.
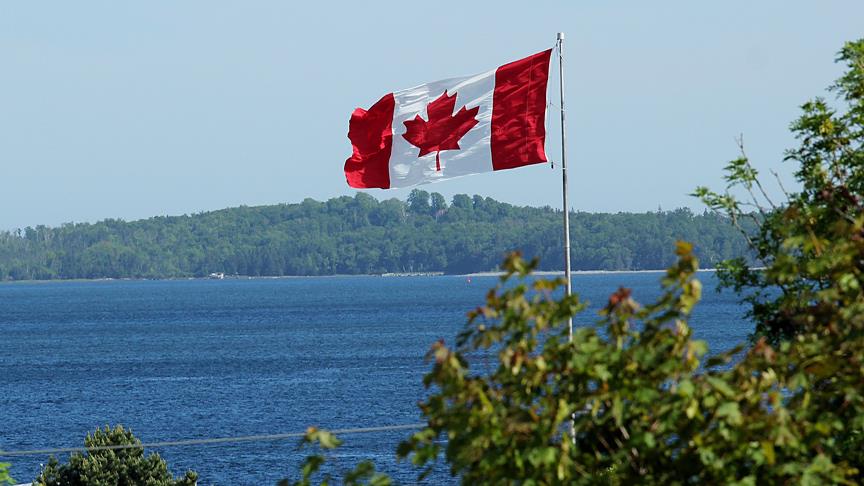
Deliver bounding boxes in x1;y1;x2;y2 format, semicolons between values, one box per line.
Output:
557;32;564;40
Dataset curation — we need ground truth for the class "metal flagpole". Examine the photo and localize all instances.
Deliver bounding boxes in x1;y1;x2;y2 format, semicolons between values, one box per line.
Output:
557;32;573;342
557;31;577;444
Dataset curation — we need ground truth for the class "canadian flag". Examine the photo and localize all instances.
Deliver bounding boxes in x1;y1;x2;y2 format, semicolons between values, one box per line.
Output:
345;49;552;189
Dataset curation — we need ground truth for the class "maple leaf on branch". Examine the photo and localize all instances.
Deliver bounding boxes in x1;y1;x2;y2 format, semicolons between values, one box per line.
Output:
403;90;479;171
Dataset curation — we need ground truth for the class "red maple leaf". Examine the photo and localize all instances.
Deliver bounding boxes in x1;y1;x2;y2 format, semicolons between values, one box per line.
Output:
402;90;479;171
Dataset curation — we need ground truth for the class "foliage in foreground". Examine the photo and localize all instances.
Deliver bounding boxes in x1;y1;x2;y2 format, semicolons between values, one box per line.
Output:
0;463;13;486
295;243;860;484
396;246;860;484
278;428;390;486
690;36;864;481
34;425;197;486
290;39;864;484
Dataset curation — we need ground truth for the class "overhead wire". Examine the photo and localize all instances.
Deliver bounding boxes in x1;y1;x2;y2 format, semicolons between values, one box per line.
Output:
0;423;425;458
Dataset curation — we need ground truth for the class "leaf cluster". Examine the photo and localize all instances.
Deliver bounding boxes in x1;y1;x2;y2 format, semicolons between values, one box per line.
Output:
279;428;391;486
0;462;13;486
395;244;861;484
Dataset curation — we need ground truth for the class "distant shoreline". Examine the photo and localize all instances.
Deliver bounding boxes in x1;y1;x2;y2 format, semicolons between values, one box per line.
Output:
0;268;719;285
465;268;718;277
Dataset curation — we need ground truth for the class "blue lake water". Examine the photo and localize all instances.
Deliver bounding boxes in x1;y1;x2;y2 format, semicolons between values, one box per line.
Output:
0;272;750;485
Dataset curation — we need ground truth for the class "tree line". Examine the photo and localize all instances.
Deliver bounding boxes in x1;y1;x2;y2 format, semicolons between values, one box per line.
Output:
0;192;750;280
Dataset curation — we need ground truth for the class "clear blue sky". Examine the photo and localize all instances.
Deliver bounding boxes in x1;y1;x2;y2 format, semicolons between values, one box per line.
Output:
1;1;861;229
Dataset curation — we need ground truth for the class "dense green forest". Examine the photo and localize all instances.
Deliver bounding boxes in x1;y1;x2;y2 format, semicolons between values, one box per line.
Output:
0;191;750;280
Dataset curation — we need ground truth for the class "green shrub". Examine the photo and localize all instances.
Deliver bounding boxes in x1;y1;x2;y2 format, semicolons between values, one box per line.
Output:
34;425;197;486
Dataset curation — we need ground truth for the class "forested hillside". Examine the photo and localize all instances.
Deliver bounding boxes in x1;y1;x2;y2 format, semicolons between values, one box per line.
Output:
0;191;750;280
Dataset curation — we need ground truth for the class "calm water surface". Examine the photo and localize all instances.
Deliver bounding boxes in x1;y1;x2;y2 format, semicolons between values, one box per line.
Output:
0;272;748;485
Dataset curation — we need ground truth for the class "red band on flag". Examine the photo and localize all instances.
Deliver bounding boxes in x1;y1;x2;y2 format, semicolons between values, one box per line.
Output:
490;49;552;171
344;93;395;189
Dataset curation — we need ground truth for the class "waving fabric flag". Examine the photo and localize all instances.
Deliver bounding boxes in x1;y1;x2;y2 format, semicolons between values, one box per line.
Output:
345;49;552;189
